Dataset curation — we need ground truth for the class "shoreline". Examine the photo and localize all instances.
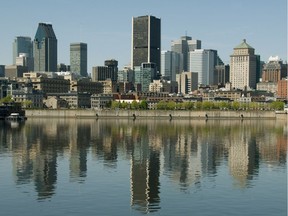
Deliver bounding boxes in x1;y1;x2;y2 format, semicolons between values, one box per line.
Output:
25;109;287;120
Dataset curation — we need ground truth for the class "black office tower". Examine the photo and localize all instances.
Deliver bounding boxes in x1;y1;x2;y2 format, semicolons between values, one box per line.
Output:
131;15;161;73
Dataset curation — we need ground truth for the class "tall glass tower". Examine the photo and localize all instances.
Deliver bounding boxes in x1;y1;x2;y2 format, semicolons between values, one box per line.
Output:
33;23;57;72
70;43;87;77
12;36;33;64
131;15;161;73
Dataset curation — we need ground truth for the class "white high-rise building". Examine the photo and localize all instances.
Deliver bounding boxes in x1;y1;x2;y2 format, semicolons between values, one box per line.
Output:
230;39;257;90
188;49;217;85
161;50;183;81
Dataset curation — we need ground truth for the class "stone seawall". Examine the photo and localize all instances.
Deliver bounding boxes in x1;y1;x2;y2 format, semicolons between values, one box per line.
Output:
25;109;281;119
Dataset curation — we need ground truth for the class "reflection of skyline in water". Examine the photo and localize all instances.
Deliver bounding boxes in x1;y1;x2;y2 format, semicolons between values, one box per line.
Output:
0;119;286;213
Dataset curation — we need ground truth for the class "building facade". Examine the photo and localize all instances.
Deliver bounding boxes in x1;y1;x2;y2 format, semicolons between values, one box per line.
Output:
262;56;287;82
161;50;183;82
277;78;288;99
91;94;113;109
16;53;34;72
189;49;217;85
70;43;87;77
33;23;57;72
118;66;134;83
5;65;28;78
46;92;91;108
12;36;33;65
230;39;257;90
92;66;117;82
18;72;70;93
134;63;157;92
70;79;103;94
176;72;198;95
131;15;161;72
171;36;201;71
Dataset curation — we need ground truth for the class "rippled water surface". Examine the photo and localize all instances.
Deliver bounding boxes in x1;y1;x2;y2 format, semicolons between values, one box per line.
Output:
0;118;286;216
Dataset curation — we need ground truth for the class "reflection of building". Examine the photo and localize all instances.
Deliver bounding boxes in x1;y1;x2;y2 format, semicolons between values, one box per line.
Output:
70;124;89;182
130;129;160;213
228;131;259;188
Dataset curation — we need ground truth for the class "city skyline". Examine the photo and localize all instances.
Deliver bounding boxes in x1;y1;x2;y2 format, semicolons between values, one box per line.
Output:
0;0;287;74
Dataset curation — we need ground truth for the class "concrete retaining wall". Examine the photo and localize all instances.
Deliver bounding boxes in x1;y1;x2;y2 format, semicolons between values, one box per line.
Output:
25;109;279;119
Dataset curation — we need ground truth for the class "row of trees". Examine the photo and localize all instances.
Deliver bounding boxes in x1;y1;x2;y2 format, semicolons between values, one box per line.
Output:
110;100;285;111
0;96;33;108
0;95;285;111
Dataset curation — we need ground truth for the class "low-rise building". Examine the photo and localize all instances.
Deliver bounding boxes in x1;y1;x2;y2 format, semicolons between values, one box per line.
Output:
12;81;43;108
43;96;68;109
277;78;288;100
5;65;28;78
91;94;113;109
70;78;103;94
18;72;70;93
257;82;277;94
46;92;91;108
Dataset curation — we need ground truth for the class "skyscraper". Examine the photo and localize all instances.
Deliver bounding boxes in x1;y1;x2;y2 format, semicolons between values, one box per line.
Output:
70;43;87;77
33;23;57;72
161;50;183;81
171;36;201;71
188;49;217;85
230;39;257;90
131;15;161;73
12;36;33;65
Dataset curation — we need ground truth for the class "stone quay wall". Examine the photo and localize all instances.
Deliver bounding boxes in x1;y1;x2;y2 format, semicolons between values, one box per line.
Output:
25;109;282;120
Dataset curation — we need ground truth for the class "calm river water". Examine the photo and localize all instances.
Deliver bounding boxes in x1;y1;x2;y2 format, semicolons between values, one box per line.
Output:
0;118;287;216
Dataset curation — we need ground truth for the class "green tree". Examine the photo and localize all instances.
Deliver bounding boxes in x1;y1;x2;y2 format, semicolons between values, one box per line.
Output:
183;102;194;110
270;101;285;110
202;101;214;110
195;101;202;110
156;100;167;110
111;101;121;109
218;101;230;110
166;101;176;110
131;100;139;109
139;100;148;110
22;100;32;108
231;101;240;110
249;102;258;110
0;95;13;104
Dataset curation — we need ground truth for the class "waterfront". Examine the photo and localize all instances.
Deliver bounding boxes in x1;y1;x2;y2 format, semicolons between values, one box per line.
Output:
0;118;287;216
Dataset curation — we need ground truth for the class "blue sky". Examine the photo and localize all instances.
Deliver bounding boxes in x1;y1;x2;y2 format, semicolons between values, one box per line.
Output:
0;0;287;73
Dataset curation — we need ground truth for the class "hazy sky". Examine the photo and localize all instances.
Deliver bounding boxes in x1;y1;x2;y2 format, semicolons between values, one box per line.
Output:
0;0;287;73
